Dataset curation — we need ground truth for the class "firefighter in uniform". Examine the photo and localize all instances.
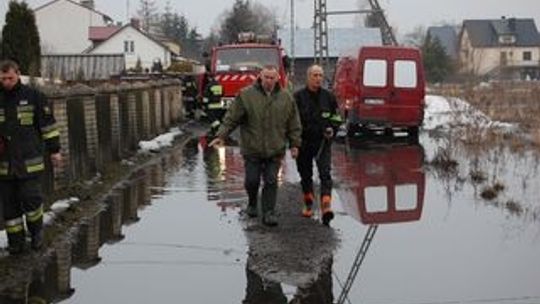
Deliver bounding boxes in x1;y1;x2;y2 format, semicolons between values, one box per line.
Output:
293;65;342;226
201;73;224;137
0;60;62;255
181;74;199;119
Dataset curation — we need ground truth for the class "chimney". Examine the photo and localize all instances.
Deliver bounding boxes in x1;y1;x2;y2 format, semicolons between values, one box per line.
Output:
508;18;517;32
80;0;95;9
130;18;141;30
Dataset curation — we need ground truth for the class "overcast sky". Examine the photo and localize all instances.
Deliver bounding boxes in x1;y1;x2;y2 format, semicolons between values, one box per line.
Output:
1;0;540;37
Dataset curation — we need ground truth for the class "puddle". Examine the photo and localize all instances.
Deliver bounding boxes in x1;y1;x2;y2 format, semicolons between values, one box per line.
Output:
1;135;539;304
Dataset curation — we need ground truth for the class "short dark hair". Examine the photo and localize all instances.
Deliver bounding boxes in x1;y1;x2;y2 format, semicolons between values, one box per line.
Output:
0;60;20;73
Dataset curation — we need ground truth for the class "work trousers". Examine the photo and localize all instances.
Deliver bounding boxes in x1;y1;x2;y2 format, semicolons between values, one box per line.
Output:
0;177;44;246
243;156;281;214
296;138;333;197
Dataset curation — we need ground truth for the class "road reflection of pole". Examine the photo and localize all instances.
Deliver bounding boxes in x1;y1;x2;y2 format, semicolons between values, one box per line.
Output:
332;138;426;304
336;225;377;304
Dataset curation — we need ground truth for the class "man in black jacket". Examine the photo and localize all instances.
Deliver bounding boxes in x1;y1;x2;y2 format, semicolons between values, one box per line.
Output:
0;60;62;255
294;65;342;226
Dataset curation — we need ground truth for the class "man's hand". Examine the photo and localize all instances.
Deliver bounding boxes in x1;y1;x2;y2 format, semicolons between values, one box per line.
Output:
50;152;63;169
290;147;299;159
209;137;224;148
324;127;334;139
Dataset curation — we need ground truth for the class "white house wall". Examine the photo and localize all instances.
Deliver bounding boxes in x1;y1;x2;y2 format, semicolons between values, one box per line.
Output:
89;27;170;70
35;0;109;54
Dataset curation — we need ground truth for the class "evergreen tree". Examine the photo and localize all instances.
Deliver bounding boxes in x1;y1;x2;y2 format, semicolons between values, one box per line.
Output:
219;0;277;43
422;35;454;83
1;1;41;75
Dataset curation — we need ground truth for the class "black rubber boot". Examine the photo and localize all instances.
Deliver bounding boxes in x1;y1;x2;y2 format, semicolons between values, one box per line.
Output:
30;229;44;251
7;231;27;256
27;216;44;251
262;211;278;227
245;203;258;218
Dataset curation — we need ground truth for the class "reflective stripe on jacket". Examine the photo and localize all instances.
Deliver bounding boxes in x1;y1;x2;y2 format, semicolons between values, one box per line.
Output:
0;82;60;179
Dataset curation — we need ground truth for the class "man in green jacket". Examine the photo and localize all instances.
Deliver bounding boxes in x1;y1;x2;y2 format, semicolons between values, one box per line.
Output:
210;65;302;226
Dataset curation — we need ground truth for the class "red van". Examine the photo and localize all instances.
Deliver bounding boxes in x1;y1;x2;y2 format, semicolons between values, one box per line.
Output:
333;46;425;138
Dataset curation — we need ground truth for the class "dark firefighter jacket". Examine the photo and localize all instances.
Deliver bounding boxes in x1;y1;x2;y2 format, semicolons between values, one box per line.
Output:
293;87;343;141
217;80;302;158
0;81;60;179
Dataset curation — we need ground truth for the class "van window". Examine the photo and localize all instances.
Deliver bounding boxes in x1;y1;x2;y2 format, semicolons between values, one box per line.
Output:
394;60;417;88
363;59;387;87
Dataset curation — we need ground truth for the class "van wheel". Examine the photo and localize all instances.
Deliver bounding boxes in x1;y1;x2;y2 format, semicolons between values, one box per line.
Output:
347;123;359;137
408;126;420;143
383;128;393;137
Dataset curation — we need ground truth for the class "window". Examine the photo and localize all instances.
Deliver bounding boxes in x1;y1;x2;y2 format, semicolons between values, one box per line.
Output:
395;184;418;211
124;40;135;53
523;51;532;61
363;59;387;87
365;187;388;213
394;60;417;88
498;34;516;45
500;52;508;66
214;48;280;72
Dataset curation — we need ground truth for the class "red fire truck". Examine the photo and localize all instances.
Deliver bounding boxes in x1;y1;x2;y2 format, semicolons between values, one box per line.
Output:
202;33;290;111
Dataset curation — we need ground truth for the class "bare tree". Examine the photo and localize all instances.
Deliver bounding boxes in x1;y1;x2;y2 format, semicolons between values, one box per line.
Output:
137;0;158;32
402;25;426;47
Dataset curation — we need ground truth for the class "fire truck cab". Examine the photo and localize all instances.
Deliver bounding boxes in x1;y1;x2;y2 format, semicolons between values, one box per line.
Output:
204;33;289;109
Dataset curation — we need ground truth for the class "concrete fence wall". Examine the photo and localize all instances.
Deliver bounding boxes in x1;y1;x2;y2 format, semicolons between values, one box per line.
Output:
43;80;183;189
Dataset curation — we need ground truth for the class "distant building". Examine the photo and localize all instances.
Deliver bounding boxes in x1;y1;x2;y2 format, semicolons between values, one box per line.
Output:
34;0;113;54
427;26;459;60
458;17;540;80
89;25;122;46
278;28;382;86
86;24;174;70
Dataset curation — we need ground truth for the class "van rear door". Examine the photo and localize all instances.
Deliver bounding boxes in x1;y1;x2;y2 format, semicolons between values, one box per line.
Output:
389;49;425;126
359;54;391;124
358;47;424;127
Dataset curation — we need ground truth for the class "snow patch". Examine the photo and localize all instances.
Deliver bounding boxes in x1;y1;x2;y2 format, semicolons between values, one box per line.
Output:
138;127;183;153
423;95;516;131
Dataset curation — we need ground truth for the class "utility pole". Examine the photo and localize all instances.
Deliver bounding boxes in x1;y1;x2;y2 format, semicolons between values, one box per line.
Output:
313;0;329;72
367;0;397;46
290;0;295;78
313;0;397;75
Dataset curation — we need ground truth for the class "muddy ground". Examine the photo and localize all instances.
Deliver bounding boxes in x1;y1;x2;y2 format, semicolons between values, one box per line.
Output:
243;182;339;288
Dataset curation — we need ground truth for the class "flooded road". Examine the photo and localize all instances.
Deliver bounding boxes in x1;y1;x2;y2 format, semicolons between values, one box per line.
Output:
2;133;540;304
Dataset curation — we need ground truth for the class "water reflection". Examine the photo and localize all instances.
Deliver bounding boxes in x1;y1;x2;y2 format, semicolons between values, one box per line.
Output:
332;139;426;303
333;140;426;225
200;137;247;214
243;256;333;304
0;149;179;303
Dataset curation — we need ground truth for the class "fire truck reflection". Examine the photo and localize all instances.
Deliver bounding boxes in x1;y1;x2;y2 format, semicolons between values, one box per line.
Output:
199;134;290;214
200;136;247;213
333;141;425;225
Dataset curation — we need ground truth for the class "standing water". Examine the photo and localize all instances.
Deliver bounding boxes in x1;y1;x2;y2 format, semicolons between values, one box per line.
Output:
1;134;539;304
